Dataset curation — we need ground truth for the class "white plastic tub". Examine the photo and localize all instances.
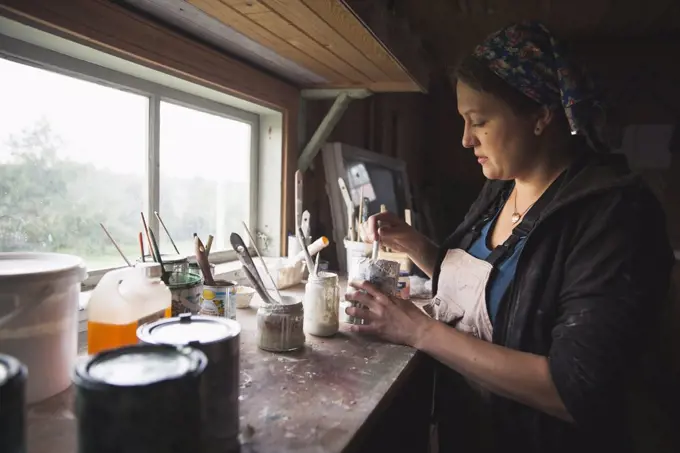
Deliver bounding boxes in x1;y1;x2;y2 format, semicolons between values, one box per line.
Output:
0;253;86;403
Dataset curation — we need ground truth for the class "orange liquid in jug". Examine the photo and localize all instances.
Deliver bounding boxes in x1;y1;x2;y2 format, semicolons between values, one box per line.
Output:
87;307;171;355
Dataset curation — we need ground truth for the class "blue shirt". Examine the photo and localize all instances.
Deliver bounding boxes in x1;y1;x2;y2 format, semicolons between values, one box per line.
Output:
466;214;526;324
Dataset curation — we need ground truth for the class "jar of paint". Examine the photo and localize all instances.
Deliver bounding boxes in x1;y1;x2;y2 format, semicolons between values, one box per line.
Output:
303;272;340;337
256;296;304;352
346;258;400;325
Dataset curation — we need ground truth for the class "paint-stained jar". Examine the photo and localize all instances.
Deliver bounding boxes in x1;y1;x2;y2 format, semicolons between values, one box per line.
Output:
256;296;304;352
303;272;340;337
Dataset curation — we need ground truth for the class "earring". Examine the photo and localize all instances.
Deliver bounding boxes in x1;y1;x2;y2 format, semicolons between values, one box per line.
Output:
535;127;541;135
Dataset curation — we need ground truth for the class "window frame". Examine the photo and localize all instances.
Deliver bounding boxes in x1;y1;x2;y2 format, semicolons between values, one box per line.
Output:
0;34;261;288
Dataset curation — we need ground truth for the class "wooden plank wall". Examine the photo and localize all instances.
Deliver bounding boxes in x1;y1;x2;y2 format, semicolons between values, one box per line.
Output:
0;0;301;254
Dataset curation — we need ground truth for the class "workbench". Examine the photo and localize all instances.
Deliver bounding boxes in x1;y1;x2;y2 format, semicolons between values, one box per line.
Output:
26;280;433;453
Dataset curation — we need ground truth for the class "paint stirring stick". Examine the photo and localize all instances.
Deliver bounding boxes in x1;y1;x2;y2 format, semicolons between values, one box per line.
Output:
99;223;131;267
154;211;180;255
371;221;381;261
297;227;316;276
241;221;283;303
138;232;145;262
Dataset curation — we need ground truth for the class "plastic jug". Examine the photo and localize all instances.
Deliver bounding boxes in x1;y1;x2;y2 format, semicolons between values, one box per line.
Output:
87;263;171;355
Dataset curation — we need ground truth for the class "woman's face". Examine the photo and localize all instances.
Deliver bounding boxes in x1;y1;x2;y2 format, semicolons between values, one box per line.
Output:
456;80;540;181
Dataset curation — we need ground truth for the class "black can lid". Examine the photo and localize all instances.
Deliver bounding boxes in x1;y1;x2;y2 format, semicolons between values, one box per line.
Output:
137;313;240;346
74;344;206;389
0;353;26;387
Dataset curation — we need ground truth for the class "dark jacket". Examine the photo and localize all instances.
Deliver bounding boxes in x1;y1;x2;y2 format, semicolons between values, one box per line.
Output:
433;153;676;453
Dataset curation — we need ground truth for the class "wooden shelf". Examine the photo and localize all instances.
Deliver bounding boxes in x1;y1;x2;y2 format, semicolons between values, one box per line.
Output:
122;0;427;92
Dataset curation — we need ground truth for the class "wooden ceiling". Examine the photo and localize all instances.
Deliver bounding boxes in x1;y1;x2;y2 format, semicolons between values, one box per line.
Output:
121;0;427;92
387;0;680;65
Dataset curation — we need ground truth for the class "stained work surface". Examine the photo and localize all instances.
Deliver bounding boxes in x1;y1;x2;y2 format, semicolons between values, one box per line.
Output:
27;282;418;453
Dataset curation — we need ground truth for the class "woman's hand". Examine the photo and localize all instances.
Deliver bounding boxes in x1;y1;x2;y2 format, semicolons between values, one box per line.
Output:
360;211;440;278
345;280;435;348
360;211;420;255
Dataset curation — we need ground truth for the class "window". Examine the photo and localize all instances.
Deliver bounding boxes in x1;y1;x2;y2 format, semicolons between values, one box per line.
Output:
158;101;252;257
0;28;270;286
0;58;147;270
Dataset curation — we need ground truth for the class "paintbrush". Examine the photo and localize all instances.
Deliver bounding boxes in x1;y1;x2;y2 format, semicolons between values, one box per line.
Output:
154;211;180;255
205;234;214;257
138;232;145;262
241;221;283;302
297;227;316;276
148;228;169;284
99;223;132;266
194;235;216;286
313;251;321;276
140;212;153;257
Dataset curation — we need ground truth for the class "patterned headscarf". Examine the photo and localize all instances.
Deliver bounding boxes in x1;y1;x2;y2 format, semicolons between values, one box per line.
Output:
472;21;608;150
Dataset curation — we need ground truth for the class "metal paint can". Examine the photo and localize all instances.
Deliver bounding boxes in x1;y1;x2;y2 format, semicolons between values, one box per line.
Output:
137;314;241;453
73;344;206;453
0;354;27;453
199;280;237;320
168;272;203;316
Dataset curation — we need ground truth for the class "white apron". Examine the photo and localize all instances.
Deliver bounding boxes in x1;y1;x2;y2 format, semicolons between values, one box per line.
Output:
424;172;567;453
431;248;495;341
424;246;499;453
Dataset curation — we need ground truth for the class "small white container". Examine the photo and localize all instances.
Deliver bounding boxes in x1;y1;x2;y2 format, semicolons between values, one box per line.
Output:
303;272;340;337
234;286;256;309
0;252;86;403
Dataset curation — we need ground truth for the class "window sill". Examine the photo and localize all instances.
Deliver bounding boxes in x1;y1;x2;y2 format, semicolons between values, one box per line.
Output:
77;257;283;332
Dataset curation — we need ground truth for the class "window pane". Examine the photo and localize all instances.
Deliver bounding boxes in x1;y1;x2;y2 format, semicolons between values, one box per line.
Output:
0;57;147;271
159;101;251;256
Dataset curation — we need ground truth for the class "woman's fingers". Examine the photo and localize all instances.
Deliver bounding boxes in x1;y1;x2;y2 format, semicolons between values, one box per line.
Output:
345;305;378;323
365;211;402;242
348;280;390;304
348;323;378;334
345;288;376;308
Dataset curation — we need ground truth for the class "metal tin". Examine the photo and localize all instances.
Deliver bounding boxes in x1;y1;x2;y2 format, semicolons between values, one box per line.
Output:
256;296;305;352
73;344;206;453
199;280;237;320
0;354;27;453
168;272;203;316
137;314;241;453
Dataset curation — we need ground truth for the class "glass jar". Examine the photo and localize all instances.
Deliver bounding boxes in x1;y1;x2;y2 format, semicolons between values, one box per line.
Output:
256;296;304;352
303;272;340;337
345;258;400;325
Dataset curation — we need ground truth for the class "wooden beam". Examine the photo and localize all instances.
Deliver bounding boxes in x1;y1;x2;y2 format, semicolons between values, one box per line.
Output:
302;0;413;84
258;0;389;82
216;0;373;83
188;0;345;83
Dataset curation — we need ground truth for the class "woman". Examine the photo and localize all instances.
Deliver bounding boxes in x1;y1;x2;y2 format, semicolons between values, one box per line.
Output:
346;22;675;453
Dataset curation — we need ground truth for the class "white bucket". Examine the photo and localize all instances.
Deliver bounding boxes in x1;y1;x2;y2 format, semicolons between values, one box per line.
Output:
343;239;371;280
0;253;86;403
